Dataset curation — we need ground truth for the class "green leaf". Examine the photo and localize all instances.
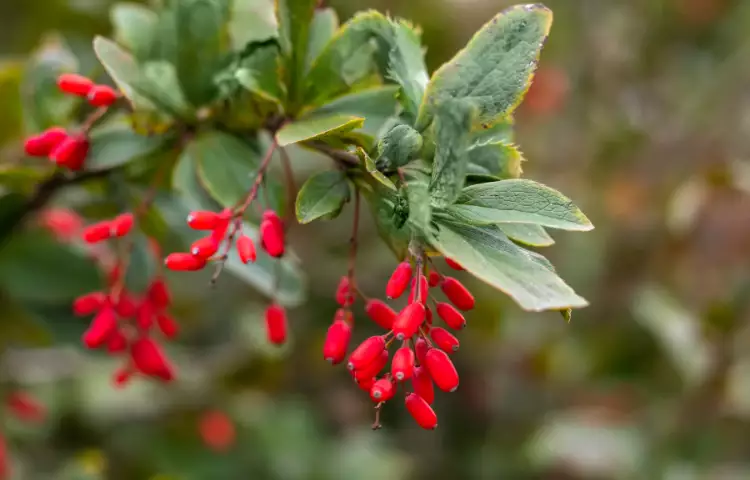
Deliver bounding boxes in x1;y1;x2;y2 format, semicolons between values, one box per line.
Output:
0;166;47;193
229;0;278;50
93;35;158;112
295;171;350;224
356;147;397;191
357;179;410;260
428;101;473;207
86;120;169;170
429;220;587;311
416;4;553;130
110;2;159;61
497;223;554;247
276;114;364;146
0;193;27;243
450;179;593;231
304;86;398;138
0;61;23;144
405;174;431;234
0;231;101;305
174;0;229;105
305;8;339;73
234;44;285;105
276;0;317;106
141;61;193;115
124;234;156;293
376;124;423;171
385;20;429;123
467;141;524;178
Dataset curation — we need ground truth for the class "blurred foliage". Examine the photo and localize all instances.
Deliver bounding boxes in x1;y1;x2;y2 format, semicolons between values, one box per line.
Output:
2;0;750;479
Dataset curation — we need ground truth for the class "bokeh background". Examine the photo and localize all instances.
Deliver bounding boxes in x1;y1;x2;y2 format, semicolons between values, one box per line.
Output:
3;0;750;478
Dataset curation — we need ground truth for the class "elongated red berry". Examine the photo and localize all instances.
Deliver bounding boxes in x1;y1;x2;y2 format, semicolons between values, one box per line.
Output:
356;376;376;392
165;253;207;271
265;304;287;345
137;302;154;329
111;213;134;237
156;313;179;339
187;210;221;230
430;327;459;353
412;366;435;404
199;410;236;452
408;274;429;304
50;134;89;170
445;258;463;271
0;434;8;479
82;221;111;243
392;303;426;340
424;348;459;392
365;299;397;330
335;276;354;307
323;318;351;365
441;277;475;311
436;302;466;330
386;262;412;299
107;330;128;353
87;84;118;107
57;73;94;96
130;337;175;381
415;337;429;365
405;393;438;429
428;271;441;287
73;292;106;316
354;349;389;381
391;346;415;381
6;392;45;423
210;209;233;242
147;279;171;309
83;307;117;348
237;235;256;264
260;211;285;258
24;127;67;156
370;378;395;403
115;293;138;318
112;366;134;388
190;236;219;259
347;335;386;371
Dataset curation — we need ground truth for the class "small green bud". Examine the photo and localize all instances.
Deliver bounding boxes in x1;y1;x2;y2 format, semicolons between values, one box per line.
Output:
376;125;423;172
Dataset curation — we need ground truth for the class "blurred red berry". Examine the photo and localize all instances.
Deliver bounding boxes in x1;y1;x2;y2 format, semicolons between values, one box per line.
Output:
335;276;355;306
237;235;256;264
369;378;395;403
0;434;9;479
82;221;112;244
425;348;459;392
265;304;287;345
187;211;221;230
412;366;435;404
107;330;128;353
523;66;570;117
73;292;106;316
190;236;219;259
147;279;171;309
6;392;45;423
130;337;175;381
137;302;155;329
199;410;236;452
24;127;67;157
428;270;441;287
165;253;207;271
156;313;180;339
445;258;463;271
348;336;386;371
114;293;138;318
40;207;83;241
405;393;438;429
57;73;94;96
260;211;285;258
50;134;89;170
83;306;117;348
436;302;466;330
391;346;415;381
430;327;459;353
112;366;134;388
441;277;475;311
392;303;426;340
110;213;134;237
87;84;118;107
323;318;351;365
365;299;397;330
386;262;412;299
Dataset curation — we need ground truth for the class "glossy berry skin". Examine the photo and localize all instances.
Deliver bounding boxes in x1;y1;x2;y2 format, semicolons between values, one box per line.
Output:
386;262;412;299
428;271;441;287
260;211;284;258
424;348;459;392
365;299;397;330
83;307;117;349
87;85;119;107
369;378;395;403
407;274;429;304
165;253;207;271
190;236;219;259
82;221;111;243
147;279;171;309
436;302;466;330
414;337;430;365
187;211;221;230
24;127;67;156
441;277;475;311
430;327;460;353
392;303;426;340
130;337;175;381
237;235;256;264
73;292;106;316
391;346;415;381
354;350;389;381
356;376;377;392
49;134;89;170
445;258;463;271
107;330;128;353
265;304;288;345
57;73;94;96
335;276;354;307
111;213;134;237
155;313;179;338
323;318;352;365
412;366;435;404
348;336;386;371
405;393;438;430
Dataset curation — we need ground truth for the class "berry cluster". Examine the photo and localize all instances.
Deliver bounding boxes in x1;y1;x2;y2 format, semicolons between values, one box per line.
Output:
23;74;119;170
323;256;473;429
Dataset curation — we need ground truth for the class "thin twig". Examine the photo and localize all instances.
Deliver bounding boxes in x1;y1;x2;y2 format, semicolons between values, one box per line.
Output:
308;142;360;167
347;188;361;292
279;147;297;223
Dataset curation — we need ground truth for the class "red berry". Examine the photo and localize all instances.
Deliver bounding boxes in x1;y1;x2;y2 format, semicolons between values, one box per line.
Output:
82;221;112;243
237;235;256;264
6;392;45;423
260;211;285;258
391;346;415;381
415;337;429;365
199;410;236;452
187;210;221;230
405;393;438;429
445;258;463;271
39;207;82;240
408;274;429;304
24;127;67;156
112;366;134;388
147;279;171;309
83;307;117;348
436;302;466;330
323;318;351;365
87;84;119;107
156;313;179;339
356;376;377;392
392;303;426;340
165;253;207;271
335;276;355;307
50;134;89;170
424;348;459;392
107;330;128;353
428;271;441;287
430;327;459;353
115;293;138;318
365;299;397;330
369;378;395;403
111;213;134;237
425;307;433;325
441;277;475;311
190;236;219;259
130;337;175;381
0;434;8;479
412;366;435;404
347;336;386;371
210;209;233;242
73;292;106;316
57;73;94;96
265;304;287;345
386;262;412;299
354;349;389;381
137;302;155;329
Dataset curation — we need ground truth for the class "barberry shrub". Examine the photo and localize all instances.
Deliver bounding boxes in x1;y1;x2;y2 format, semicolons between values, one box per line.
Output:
0;1;592;432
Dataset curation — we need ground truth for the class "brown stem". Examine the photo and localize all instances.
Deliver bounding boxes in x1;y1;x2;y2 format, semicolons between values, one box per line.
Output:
279;147;297;223
347;188;361;293
308;142;360;167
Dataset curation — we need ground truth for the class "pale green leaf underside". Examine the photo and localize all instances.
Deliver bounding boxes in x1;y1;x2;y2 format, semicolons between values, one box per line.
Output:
304;86;399;138
452;179;593;231
497;223;554;247
276;114;364;146
86;121;168;170
93;36;157;112
305;7;339;73
384;20;429;122
417;4;552;130
229;0;278;51
357;147;397;191
295;170;350;223
110;3;158;61
429;101;473;207
430;220;587;311
467;141;524;179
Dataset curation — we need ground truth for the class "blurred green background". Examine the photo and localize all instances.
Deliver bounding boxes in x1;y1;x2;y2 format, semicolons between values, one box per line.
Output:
4;0;750;478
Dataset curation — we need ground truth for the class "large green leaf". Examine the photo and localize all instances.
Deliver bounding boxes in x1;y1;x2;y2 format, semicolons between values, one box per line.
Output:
229;0;278;50
276;0;317;106
141;61;193;115
467;141;523;178
0;193;27;244
450;179;593;231
276;114;364;146
86;120;170;170
358;180;410;260
428;101;473;207
356;147;397;191
305;8;339;73
416;4;553;130
110;2;159;61
304;86;399;138
497;223;554;247
405;173;431;234
124;234;157;293
234;44;285;105
429;220;587;311
295;171;350;224
174;0;229;105
384;20;429;123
